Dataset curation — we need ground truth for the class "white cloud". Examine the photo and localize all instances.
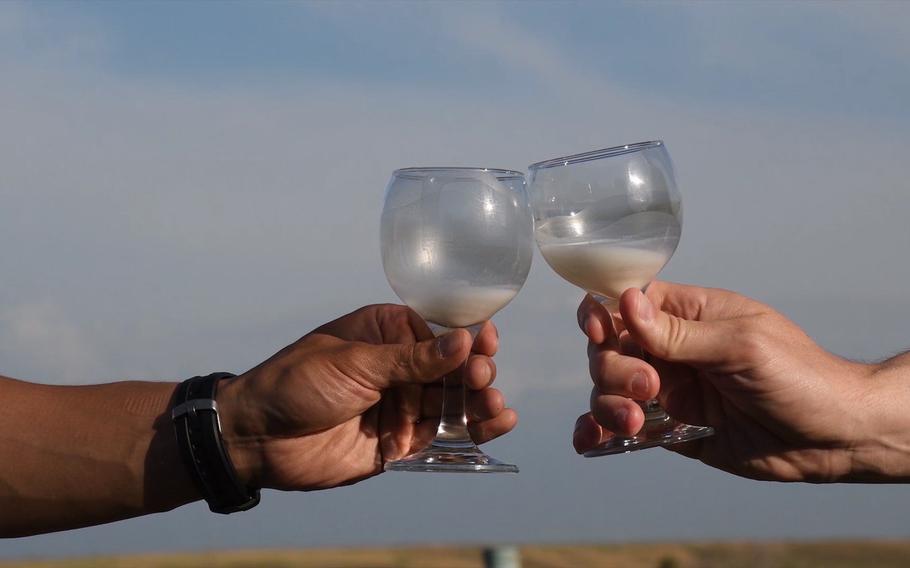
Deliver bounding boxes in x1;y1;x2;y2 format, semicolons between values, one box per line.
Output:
443;5;615;104
0;302;102;384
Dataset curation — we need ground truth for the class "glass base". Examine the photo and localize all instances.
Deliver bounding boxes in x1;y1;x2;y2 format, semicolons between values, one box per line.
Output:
583;415;714;457
384;442;519;473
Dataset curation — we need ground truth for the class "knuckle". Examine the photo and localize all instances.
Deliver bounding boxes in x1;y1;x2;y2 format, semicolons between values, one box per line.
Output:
735;319;771;363
662;315;688;358
396;343;420;376
353;304;381;323
357;304;380;315
480;357;496;386
379;303;408;324
390;308;412;330
489;391;504;414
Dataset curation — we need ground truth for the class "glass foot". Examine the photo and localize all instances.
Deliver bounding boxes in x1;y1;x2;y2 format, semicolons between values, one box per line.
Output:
583;415;714;457
385;443;519;473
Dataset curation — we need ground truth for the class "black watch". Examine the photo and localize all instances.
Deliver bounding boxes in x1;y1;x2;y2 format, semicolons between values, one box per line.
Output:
171;373;260;514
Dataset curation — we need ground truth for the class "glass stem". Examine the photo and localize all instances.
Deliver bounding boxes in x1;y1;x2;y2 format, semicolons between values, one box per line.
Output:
429;323;481;449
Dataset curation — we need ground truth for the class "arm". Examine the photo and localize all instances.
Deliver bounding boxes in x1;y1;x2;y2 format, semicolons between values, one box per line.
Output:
0;378;195;537
574;282;910;483
1;304;516;537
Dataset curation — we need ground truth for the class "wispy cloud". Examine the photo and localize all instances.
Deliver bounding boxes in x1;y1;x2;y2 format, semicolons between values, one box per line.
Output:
0;302;102;384
443;5;615;104
666;2;910;114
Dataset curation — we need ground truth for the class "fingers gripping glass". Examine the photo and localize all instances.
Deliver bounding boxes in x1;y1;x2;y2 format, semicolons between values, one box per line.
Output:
380;167;533;472
527;141;714;456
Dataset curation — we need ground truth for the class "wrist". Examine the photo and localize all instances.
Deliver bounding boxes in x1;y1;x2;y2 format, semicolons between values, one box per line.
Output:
846;358;910;482
215;374;267;489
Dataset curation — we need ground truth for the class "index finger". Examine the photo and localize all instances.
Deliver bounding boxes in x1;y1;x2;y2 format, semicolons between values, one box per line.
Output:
645;281;769;321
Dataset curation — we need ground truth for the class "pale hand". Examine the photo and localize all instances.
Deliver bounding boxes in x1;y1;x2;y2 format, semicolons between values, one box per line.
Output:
574;281;909;482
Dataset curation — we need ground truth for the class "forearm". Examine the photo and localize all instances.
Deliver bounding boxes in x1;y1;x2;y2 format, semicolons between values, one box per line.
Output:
848;352;910;482
0;376;200;537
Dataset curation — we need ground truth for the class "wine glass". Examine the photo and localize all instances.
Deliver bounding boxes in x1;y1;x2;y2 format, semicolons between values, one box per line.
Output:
527;141;714;456
380;167;533;472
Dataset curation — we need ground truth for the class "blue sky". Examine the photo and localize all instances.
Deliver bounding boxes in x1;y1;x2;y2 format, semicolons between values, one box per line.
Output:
12;1;910;117
3;0;910;559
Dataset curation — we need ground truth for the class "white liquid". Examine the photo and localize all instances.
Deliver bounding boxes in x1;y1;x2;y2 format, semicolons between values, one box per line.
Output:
539;241;670;299
388;282;519;328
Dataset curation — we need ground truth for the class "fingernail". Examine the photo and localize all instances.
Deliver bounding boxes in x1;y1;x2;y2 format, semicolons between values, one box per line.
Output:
631;371;650;399
614;407;629;429
436;332;462;358
638;292;655;322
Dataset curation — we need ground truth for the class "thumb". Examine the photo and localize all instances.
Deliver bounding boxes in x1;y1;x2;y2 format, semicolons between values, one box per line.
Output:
364;329;471;388
620;288;737;367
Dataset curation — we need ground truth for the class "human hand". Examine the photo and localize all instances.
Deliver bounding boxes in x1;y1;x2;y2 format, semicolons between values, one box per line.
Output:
573;281;876;482
217;304;516;491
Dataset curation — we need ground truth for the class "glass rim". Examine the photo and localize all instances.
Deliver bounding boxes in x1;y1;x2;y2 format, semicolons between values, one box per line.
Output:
393;166;525;181
528;140;664;171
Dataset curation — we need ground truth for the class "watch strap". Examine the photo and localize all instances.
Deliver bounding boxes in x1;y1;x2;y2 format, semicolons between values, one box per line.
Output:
172;373;260;514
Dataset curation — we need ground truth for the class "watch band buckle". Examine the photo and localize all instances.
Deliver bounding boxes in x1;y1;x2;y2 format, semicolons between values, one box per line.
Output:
171;399;219;420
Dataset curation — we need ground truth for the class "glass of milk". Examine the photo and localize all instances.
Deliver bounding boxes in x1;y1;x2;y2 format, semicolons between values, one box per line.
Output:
527;141;714;456
381;167;533;472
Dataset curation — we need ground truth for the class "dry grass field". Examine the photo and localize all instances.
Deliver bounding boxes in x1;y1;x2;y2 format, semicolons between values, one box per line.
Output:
2;540;909;568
